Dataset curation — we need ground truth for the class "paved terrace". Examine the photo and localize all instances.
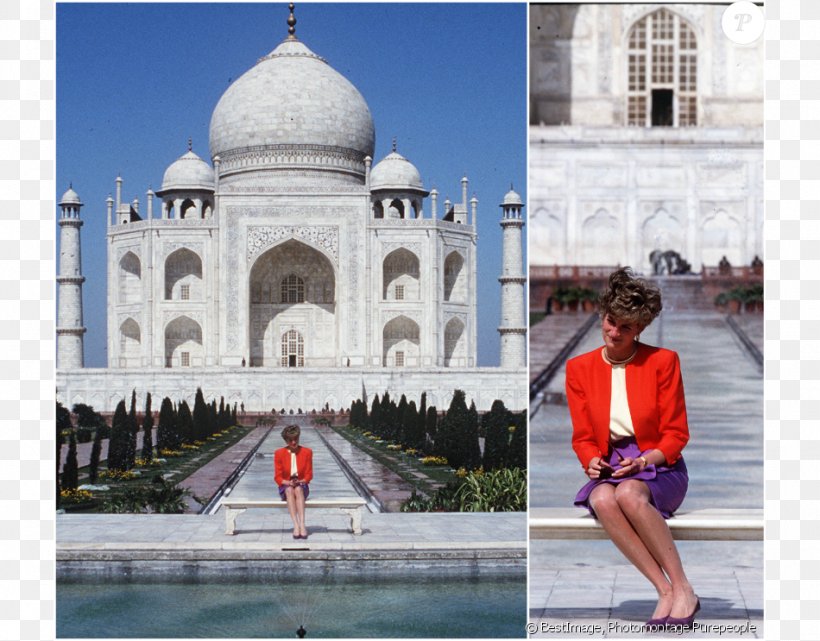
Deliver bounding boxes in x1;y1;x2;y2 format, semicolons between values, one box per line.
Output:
528;309;763;638
57;418;526;575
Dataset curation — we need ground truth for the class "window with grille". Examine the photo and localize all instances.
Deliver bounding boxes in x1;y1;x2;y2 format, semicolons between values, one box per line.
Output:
395;351;405;367
281;274;305;303
181;351;190;367
395;284;404;300
180;284;190;300
626;9;697;127
281;329;305;367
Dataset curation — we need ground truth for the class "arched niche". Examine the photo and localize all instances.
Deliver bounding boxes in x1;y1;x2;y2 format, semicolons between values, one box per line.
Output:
248;239;336;367
118;251;141;304
443;317;466;367
164;247;203;300
382;315;420;367
383;248;420;300
164;315;203;367
443;251;466;302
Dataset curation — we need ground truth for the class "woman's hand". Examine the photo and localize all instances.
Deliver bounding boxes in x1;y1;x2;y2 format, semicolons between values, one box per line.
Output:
612;455;647;478
586;456;614;479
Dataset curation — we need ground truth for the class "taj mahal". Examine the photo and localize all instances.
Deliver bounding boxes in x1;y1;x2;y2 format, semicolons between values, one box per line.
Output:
55;5;527;413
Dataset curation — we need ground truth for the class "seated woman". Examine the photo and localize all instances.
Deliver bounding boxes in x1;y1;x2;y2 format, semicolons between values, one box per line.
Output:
274;425;313;540
567;267;700;629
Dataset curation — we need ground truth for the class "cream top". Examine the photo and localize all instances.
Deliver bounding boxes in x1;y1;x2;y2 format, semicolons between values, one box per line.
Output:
290;451;298;477
609;362;636;439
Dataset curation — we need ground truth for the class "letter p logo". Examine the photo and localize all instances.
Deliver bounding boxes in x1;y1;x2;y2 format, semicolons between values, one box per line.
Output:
722;2;764;45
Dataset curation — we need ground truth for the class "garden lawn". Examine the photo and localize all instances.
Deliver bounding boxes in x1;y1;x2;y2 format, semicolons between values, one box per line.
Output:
63;424;257;513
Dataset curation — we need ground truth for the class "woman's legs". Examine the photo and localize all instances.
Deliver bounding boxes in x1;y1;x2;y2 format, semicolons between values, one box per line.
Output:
294;485;307;537
284;486;307;537
614;480;697;618
588;484;674;619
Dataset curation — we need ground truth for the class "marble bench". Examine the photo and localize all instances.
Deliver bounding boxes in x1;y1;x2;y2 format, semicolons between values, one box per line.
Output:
221;498;368;535
529;507;763;541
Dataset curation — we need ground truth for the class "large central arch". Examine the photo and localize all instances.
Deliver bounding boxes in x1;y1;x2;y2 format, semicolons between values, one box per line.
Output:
248;239;337;367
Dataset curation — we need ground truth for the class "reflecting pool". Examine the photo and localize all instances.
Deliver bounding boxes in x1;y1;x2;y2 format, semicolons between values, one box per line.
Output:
57;575;526;638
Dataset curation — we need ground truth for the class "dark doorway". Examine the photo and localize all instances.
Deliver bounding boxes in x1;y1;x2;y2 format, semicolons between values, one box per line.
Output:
651;89;674;126
288;354;297;367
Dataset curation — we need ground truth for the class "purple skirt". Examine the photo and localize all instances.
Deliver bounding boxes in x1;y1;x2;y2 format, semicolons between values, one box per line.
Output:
278;483;310;500
574;437;688;519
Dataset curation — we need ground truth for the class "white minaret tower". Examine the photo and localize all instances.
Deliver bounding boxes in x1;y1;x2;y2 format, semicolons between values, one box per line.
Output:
498;187;526;368
57;186;86;369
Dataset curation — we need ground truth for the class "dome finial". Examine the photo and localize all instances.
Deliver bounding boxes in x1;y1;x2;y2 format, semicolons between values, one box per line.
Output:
392;137;397;153
188;137;192;152
287;3;297;39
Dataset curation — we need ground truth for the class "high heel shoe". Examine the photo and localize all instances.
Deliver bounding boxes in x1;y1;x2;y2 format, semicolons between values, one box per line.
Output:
644;616;668;630
665;597;701;628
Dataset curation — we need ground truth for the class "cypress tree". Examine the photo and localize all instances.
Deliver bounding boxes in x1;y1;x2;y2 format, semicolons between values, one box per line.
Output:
465;400;482;469
507;410;527;469
379;392;392;439
177;400;194;444
231;403;238;427
482;399;510;471
219;397;228;432
403;400;418;449
157;397;177;451
141;392;154;461
193;388;208;441
88;423;104;484
370;394;382;436
425;405;438;454
108;400;129;472
62;429;79;491
436;390;470;468
72;403;106;442
126;389;138;469
395;394;408;443
414;392;427;451
209;399;218;437
56;401;72;504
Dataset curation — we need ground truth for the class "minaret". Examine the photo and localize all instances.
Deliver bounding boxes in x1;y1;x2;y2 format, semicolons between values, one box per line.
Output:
498;187;526;368
56;186;86;369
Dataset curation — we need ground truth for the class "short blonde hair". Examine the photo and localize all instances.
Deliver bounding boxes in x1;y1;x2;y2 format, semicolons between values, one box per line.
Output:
599;267;662;328
281;425;300;442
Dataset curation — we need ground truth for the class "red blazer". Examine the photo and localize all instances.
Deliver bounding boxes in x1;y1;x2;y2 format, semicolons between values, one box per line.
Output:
566;343;689;470
274;446;314;486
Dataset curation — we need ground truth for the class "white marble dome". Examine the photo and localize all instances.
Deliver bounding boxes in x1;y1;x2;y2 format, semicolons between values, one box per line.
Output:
59;186;82;206
209;38;375;164
160;150;215;192
502;188;523;206
370;151;425;192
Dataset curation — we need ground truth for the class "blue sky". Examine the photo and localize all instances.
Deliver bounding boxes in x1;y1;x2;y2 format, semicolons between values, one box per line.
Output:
56;1;527;368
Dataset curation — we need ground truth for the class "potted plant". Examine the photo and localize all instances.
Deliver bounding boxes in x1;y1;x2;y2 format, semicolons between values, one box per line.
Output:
714;291;729;314
566;286;583;312
727;286;745;314
746;283;763;313
580;288;598;313
551;286;569;313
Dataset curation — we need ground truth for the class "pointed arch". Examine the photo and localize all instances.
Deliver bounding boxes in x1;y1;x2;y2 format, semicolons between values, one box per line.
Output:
383;315;420;367
164;315;203;367
383;248;420;300
165;247;203;300
248;239;336;367
581;208;621;265
443;317;466;368
701;208;743;267
626;8;698;127
118;251;141;304
119;317;141;366
444;251;466;302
